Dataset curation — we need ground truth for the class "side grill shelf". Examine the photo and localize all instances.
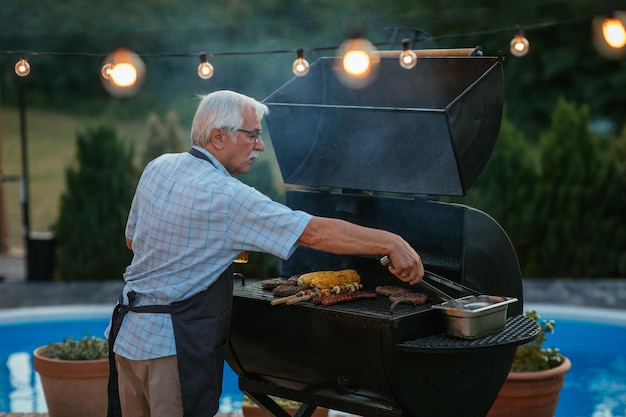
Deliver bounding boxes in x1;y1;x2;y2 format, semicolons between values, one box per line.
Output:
397;315;539;353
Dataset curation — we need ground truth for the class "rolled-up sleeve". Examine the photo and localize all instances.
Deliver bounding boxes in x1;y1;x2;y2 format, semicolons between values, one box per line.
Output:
226;183;312;259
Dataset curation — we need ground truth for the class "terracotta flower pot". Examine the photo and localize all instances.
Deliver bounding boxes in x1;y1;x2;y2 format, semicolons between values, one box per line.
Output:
33;346;109;417
242;405;329;417
487;356;572;417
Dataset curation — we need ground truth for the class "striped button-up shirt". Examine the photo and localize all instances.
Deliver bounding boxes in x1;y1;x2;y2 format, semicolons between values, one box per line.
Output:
109;147;312;360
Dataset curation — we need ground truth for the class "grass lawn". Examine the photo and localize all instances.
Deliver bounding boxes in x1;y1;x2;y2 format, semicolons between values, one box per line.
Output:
0;106;144;251
0;105;283;256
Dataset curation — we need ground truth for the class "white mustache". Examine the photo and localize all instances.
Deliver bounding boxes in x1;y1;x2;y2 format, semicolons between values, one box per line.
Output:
247;151;260;161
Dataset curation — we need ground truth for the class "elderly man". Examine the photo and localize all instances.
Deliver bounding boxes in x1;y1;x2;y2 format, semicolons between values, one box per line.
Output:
107;90;423;417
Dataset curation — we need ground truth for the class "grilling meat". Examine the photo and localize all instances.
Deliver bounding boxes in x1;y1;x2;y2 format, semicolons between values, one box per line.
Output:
315;291;377;306
287;275;301;285
261;274;302;290
389;291;428;304
273;284;309;297
376;285;428;304
261;278;290;290
375;285;412;297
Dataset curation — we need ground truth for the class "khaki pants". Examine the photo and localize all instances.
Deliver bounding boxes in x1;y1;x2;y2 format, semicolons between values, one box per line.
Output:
115;354;183;417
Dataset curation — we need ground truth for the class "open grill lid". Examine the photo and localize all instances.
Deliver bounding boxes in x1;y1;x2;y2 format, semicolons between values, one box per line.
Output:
263;52;504;196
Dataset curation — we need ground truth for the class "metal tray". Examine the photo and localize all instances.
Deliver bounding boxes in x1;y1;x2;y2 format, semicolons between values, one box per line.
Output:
432;295;518;339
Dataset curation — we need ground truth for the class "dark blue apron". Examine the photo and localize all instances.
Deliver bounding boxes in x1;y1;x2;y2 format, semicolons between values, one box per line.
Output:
108;148;236;417
107;266;234;417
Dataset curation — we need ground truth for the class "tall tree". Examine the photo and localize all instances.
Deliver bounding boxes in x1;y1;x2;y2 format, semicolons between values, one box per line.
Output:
53;125;136;281
533;98;621;277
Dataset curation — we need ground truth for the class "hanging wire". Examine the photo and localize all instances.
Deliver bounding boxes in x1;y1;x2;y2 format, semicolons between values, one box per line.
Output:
0;14;600;63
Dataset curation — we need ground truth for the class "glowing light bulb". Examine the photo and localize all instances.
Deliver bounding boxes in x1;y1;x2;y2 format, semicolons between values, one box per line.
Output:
100;48;145;97
110;63;137;87
399;39;417;70
509;27;530;57
292;49;309;76
602;17;626;48
334;37;380;88
15;57;31;77
343;49;370;76
197;54;214;79
592;12;626;60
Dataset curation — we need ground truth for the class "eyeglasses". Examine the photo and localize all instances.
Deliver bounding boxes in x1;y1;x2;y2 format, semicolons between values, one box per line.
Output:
235;128;262;143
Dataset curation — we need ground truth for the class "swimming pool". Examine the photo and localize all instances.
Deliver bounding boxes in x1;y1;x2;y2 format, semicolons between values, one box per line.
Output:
1;304;625;416
525;304;626;417
0;305;242;414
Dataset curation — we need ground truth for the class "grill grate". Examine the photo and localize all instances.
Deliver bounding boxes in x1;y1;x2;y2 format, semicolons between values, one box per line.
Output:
234;279;433;319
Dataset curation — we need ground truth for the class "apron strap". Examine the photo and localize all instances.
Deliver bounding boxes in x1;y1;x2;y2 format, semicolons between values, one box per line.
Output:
188;147;216;167
107;291;136;417
106;291;170;416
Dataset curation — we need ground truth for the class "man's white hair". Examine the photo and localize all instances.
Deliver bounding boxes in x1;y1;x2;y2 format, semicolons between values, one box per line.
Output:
190;90;269;147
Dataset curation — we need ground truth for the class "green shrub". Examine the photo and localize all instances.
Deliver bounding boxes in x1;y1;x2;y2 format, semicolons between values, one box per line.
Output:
511;310;564;372
53;125;137;281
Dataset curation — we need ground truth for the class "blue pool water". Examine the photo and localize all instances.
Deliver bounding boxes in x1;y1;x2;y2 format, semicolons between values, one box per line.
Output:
1;304;625;416
528;304;626;417
0;306;242;414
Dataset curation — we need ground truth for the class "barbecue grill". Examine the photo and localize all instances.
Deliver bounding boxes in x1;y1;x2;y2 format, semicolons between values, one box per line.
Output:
226;48;540;417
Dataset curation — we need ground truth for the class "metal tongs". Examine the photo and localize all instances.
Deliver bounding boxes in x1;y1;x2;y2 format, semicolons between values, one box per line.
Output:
379;255;479;310
420;271;480;310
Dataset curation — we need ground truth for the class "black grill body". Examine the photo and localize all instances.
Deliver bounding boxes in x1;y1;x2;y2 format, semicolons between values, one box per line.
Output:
226;52;539;417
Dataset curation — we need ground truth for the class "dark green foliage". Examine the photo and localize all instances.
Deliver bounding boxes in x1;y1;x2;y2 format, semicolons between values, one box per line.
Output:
533;99;609;276
612;125;626;274
461;116;540;262
466;99;626;277
53;125;137;281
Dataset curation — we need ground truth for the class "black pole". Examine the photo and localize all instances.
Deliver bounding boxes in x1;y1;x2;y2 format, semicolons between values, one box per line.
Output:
18;77;30;279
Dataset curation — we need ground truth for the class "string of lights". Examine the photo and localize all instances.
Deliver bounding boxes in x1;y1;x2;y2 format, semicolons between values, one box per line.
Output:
2;12;625;95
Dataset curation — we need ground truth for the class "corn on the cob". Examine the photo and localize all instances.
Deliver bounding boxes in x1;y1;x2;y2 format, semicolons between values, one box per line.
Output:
297;269;360;288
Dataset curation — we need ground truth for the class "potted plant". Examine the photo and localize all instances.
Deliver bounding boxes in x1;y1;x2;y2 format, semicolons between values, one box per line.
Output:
487;310;572;417
242;394;329;417
33;334;109;417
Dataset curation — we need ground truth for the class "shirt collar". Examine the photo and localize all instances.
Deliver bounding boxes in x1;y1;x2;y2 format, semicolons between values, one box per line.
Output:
191;145;231;177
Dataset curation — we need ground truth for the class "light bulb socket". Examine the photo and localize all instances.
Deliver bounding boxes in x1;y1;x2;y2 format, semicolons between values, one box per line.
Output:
101;63;113;80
